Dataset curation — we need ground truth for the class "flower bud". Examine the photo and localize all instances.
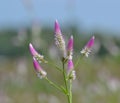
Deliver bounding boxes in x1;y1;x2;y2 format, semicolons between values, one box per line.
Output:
67;59;74;73
67;58;76;80
55;20;61;35
81;36;95;57
29;43;38;56
29;43;47;63
54;20;66;57
33;57;47;79
86;36;95;49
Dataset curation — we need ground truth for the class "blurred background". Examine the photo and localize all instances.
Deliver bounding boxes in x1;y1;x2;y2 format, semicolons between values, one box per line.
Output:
0;0;120;103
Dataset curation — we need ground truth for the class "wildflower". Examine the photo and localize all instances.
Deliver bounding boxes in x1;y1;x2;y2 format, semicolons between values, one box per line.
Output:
29;43;47;63
67;58;76;80
67;35;73;59
29;43;39;56
67;59;74;72
54;20;66;57
81;36;95;57
33;57;47;79
86;36;95;48
55;20;62;35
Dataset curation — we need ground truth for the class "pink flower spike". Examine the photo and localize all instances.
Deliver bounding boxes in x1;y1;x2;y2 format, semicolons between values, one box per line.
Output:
81;36;95;57
33;57;42;72
67;59;76;80
55;20;61;35
67;59;74;72
33;57;47;79
67;35;73;52
54;20;66;57
86;36;95;49
29;43;38;56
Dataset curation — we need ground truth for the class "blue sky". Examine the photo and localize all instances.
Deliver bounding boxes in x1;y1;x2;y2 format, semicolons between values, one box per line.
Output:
0;0;120;33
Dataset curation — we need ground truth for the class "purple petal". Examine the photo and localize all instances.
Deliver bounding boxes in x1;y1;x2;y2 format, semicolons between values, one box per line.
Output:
33;57;42;72
54;20;61;35
86;36;95;48
67;35;73;52
29;43;38;56
67;59;74;72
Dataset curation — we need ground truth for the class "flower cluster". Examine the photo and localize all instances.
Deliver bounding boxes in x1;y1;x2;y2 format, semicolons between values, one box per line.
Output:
81;36;95;57
29;43;47;79
29;20;95;103
54;20;76;80
29;20;95;80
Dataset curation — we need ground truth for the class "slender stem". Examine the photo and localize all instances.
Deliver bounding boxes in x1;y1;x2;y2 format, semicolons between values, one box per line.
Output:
45;77;63;92
48;61;63;72
69;80;72;103
62;62;70;103
62;63;68;91
74;55;83;70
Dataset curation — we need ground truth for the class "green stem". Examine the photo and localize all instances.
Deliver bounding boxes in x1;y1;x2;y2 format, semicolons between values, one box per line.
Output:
48;61;63;72
69;80;72;103
74;55;83;70
45;77;63;92
62;62;71;103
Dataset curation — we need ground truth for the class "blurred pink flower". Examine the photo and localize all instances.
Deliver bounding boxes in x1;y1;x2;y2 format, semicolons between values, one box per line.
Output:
67;59;74;72
29;43;46;63
55;20;61;35
86;36;95;49
54;20;66;57
67;59;76;80
29;43;38;56
81;36;95;57
33;57;47;79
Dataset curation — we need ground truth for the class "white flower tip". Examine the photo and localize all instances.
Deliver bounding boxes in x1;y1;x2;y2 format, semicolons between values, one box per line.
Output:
71;35;73;39
69;55;73;60
55;19;58;23
37;71;47;79
42;70;47;76
92;36;95;39
29;43;32;47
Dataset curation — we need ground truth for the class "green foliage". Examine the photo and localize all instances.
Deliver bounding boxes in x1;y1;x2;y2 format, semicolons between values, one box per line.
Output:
0;26;120;58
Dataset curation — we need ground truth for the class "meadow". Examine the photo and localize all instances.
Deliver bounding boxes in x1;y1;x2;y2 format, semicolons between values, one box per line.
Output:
0;26;120;103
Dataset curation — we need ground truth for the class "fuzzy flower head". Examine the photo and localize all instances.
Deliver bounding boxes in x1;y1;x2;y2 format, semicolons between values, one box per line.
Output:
54;20;66;57
33;57;47;79
67;35;73;58
29;43;47;63
81;36;95;57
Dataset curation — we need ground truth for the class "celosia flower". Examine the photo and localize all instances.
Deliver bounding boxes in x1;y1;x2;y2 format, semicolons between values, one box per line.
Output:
67;59;76;80
81;36;95;57
54;20;66;57
29;43;47;63
29;43;38;56
33;57;47;79
86;36;95;48
55;20;62;35
67;35;73;58
67;59;74;72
